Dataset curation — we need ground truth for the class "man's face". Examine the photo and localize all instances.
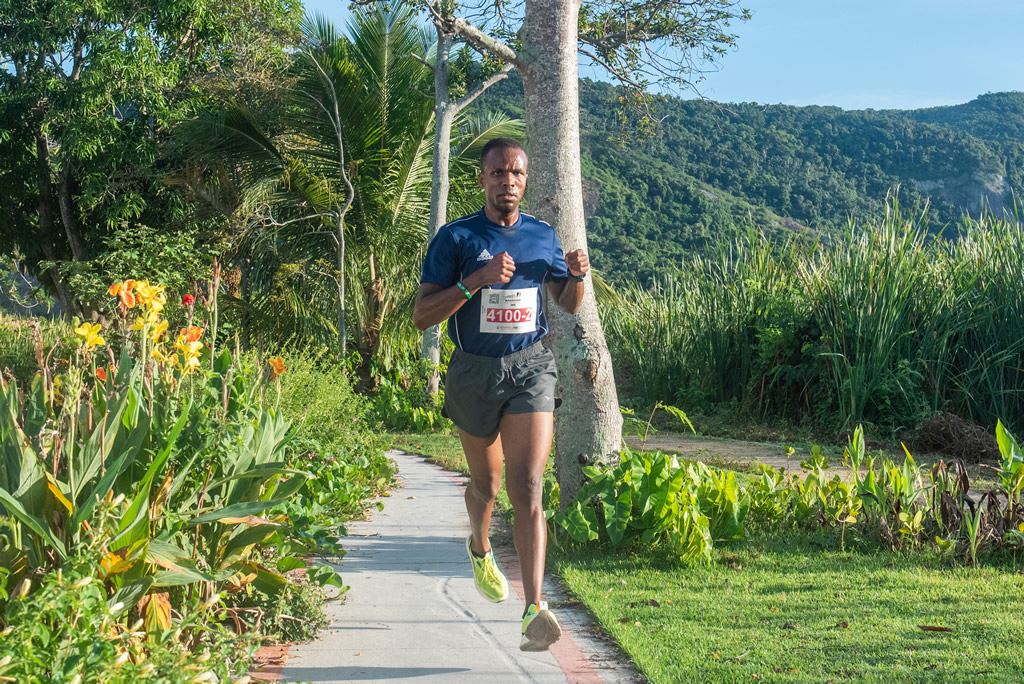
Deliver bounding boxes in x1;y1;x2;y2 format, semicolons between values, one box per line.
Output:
479;147;528;214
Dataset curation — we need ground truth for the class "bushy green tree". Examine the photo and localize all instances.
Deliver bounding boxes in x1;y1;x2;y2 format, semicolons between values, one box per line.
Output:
0;0;302;312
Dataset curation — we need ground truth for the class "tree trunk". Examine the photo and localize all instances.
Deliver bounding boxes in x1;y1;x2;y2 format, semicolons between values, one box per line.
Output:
57;163;86;260
39;243;73;314
521;0;622;503
336;211;347;359
34;134;73;312
422;25;455;398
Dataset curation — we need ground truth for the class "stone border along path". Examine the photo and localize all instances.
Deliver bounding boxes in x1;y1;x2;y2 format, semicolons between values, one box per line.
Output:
269;450;644;684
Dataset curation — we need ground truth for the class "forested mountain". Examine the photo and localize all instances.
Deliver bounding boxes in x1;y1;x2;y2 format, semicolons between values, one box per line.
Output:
480;79;1024;282
909;92;1024;144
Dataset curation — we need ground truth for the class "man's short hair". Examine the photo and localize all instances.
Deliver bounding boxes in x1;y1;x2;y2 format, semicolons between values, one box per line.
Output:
480;138;527;166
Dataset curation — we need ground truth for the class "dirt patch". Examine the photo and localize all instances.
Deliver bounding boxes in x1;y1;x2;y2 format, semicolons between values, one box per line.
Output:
624;433;842;477
625;431;1002;492
906;413;999;463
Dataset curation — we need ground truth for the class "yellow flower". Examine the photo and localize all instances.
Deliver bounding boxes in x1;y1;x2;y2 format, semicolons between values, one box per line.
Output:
267;356;286;378
151;345;174;365
175;338;204;374
133;280;153;305
176;339;204;357
74;321;105;349
149;319;169;343
134;281;167;312
181;353;202;373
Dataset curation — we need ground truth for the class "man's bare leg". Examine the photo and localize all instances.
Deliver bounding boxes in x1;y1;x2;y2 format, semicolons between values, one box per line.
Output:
499;411;554;608
458;429;504;554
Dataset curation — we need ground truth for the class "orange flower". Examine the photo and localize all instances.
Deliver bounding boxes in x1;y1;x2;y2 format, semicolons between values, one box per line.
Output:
108;280;137;309
267;356;286;378
177;326;204;343
95;367;108;382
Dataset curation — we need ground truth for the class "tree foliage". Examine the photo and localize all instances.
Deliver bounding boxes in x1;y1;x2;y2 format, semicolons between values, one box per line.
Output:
0;0;303;310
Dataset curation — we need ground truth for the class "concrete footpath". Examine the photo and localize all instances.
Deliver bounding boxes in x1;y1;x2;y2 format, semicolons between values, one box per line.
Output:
278;450;642;684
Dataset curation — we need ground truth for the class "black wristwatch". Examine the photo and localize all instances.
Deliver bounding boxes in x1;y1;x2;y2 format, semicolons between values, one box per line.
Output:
570;272;586;282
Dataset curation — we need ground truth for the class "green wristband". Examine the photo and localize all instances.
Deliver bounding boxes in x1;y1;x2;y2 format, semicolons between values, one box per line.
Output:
456;280;472;300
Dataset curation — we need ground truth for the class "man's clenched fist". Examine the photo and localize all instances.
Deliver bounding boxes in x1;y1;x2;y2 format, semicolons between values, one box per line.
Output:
469;251;516;288
566;249;589;278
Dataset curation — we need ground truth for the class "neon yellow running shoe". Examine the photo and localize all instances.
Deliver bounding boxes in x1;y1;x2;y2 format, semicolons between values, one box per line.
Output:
520;601;562;651
466;535;509;603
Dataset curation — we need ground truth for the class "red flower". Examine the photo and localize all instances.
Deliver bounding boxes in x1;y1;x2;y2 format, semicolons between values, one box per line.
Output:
95;367;108;382
182;293;196;307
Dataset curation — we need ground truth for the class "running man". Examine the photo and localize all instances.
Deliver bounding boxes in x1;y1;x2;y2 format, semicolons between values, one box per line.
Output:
413;138;588;651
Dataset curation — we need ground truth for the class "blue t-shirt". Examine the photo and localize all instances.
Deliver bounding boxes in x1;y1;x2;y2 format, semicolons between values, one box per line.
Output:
420;209;570;357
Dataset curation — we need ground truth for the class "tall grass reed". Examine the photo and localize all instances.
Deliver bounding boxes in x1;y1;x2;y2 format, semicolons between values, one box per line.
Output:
601;203;1024;433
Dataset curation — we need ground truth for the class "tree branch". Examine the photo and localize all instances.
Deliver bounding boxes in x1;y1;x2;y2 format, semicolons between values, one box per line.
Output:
422;0;519;68
450;16;519;66
452;62;515;114
577;45;667;124
577;45;644;92
70;26;85;81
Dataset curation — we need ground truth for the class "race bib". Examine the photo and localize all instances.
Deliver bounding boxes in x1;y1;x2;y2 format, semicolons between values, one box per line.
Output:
480;287;538;334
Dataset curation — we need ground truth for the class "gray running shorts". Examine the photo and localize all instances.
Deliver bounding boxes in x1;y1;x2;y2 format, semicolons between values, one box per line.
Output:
443;342;557;437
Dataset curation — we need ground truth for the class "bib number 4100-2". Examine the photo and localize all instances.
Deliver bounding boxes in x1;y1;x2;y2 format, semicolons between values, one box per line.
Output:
479;287;538;334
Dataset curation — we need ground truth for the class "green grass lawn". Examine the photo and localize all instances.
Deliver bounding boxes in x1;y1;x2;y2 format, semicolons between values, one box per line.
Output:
552;537;1024;683
388;432;467;474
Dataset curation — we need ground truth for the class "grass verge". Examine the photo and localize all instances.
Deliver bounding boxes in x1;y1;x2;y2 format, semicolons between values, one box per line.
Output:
552;536;1024;683
389;432;467;474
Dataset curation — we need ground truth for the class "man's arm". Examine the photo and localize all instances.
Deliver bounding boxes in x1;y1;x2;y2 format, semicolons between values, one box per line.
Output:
546;249;589;315
413;251;516;330
548;278;584;314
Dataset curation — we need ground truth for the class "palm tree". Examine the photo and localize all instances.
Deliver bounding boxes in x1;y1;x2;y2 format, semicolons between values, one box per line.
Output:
179;2;521;372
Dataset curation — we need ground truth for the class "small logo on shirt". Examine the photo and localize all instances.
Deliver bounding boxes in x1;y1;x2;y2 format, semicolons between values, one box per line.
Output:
476;249;493;261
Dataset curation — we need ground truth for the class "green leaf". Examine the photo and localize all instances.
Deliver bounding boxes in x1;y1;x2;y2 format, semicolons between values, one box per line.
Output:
220;524;282;566
206;463;303;490
604;487;633;545
148;539;217;586
276;556;306;573
74;407;160;528
0;487;65;559
108;578;153;615
307;564;345;589
564;501;599;543
70;389;129;502
657;402;696;434
251;564;289;595
188;498;291;525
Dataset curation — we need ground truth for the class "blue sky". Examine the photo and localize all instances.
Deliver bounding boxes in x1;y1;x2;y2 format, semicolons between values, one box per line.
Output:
302;0;1024;110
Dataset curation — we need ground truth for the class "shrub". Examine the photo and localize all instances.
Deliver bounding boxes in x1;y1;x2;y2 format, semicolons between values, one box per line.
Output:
368;357;451;433
552;423;1024;566
278;350;396;522
0;555;251;682
0;278;393;671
